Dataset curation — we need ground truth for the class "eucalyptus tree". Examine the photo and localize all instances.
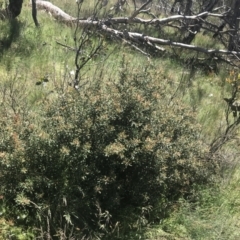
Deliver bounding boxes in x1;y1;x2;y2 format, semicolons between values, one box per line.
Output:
7;0;23;18
4;0;39;26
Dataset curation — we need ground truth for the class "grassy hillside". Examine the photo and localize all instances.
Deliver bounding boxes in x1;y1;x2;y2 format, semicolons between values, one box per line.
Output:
0;1;240;239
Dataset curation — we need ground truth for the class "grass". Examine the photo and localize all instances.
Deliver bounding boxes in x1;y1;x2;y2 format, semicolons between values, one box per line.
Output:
152;160;240;240
0;1;240;239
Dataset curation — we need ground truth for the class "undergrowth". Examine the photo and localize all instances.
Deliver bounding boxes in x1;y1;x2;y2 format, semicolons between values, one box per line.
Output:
0;1;240;240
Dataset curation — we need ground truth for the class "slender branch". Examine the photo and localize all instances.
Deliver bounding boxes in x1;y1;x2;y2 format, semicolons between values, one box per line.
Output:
34;1;240;61
56;41;78;52
128;0;152;22
121;37;150;56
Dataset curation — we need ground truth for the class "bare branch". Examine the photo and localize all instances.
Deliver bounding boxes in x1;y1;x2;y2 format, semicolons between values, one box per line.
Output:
34;0;240;63
101;24;240;56
56;41;78;52
35;0;77;22
128;0;152;22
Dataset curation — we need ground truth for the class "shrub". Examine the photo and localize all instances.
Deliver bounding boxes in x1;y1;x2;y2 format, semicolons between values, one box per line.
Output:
0;59;215;239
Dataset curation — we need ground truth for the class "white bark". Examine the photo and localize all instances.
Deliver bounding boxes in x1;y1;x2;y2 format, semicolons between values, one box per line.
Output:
35;0;77;22
34;0;240;58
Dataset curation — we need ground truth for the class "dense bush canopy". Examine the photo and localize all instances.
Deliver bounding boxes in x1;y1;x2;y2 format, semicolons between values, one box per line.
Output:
0;60;216;238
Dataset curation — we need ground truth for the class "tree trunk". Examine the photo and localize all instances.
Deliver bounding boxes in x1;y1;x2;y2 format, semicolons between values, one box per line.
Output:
183;0;218;44
228;0;240;51
32;0;39;26
7;0;23;18
184;0;192;16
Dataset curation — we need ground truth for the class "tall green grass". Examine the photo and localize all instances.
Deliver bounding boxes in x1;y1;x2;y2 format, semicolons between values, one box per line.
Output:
144;157;240;240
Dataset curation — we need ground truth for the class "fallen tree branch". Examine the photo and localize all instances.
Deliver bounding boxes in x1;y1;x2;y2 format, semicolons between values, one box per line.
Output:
104;12;225;26
35;0;77;22
35;1;225;26
101;24;240;56
34;0;240;61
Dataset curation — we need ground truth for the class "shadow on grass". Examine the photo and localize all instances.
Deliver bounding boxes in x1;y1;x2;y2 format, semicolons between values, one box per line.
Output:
0;19;21;53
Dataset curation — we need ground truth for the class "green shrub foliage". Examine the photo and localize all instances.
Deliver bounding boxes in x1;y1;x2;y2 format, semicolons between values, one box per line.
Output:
0;61;214;238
